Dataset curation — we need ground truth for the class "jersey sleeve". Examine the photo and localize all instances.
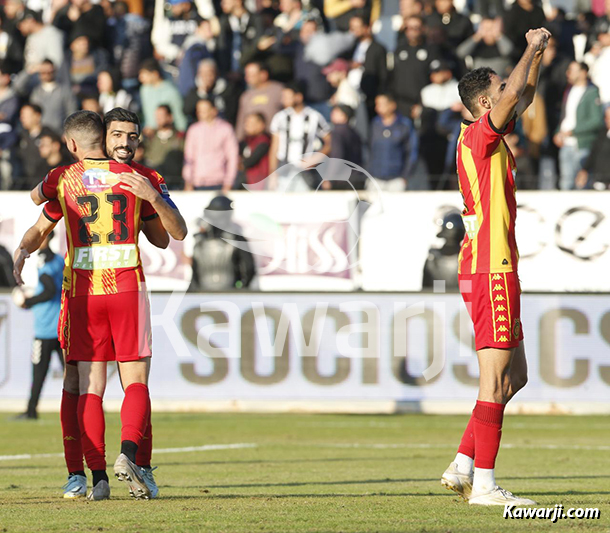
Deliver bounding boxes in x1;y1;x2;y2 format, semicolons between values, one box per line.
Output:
40;167;64;200
42;199;64;223
139;168;178;220
464;111;516;157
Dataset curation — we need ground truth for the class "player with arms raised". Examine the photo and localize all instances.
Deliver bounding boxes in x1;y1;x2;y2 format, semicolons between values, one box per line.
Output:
440;28;551;506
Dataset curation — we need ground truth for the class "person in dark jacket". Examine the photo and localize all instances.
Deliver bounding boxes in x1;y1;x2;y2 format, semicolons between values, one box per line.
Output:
188;195;256;291
502;0;546;62
392;15;439;118
367;93;419;191
183;59;243;126
328;104;364;189
53;0;107;50
348;15;388;121
424;0;473;49
238;112;270;190
12;231;64;419
216;0;263;75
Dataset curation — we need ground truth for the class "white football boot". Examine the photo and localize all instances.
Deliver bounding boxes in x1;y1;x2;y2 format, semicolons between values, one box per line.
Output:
114;453;151;500
441;462;473;501
469;486;536;506
62;474;87;499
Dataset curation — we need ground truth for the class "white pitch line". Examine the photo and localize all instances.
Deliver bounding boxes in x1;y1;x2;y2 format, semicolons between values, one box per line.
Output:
303;442;610;451
0;443;257;462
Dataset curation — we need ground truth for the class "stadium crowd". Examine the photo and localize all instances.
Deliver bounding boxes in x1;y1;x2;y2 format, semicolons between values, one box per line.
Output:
0;0;608;191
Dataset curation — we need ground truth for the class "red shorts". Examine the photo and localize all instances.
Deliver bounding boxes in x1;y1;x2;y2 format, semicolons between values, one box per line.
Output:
64;291;152;363
459;272;523;351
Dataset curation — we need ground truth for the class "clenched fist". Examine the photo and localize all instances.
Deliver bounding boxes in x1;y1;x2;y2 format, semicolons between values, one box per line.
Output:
526;28;552;52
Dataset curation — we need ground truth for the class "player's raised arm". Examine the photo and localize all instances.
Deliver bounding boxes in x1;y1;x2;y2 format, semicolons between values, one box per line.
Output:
489;28;550;131
13;211;57;285
118;172;188;241
516;30;550;118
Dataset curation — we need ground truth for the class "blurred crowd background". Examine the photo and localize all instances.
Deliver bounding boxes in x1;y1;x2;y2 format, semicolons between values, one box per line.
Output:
0;0;609;193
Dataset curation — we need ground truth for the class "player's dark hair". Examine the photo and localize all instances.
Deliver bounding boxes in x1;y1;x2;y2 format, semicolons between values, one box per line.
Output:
104;107;141;135
63;110;104;147
458;67;496;115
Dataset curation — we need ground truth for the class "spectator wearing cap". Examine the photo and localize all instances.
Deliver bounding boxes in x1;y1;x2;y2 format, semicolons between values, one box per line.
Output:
138;58;188;133
367;93;418;192
239;112;270;190
328;104;364;189
29;59;78;134
235;61;283;140
53;0;106;50
391;15;439;118
183;98;239;191
97;69;136;114
424;0;473;49
184;59;242;126
151;0;202;70
16;103;46;188
420;59;459;112
143;105;185;189
348;15;388;122
68;34;109;95
268;81;331;191
456;17;514;76
216;0;263;75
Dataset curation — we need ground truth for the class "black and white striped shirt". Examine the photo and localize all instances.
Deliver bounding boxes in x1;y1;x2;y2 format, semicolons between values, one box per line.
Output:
270;106;331;165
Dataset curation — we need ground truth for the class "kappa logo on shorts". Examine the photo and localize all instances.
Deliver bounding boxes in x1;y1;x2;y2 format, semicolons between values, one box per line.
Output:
496;305;506;312
493;284;504;291
497;325;509;332
494;294;506;302
513;318;521;339
492;274;502;280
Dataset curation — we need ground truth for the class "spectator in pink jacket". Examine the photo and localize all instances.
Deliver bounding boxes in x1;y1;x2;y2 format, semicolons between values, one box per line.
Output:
183;98;239;191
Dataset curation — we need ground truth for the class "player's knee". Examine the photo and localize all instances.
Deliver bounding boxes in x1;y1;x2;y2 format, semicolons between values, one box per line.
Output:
63;370;79;395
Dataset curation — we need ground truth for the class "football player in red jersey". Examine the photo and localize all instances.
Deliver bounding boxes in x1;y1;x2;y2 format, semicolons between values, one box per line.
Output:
439;28;551;507
17;111;186;500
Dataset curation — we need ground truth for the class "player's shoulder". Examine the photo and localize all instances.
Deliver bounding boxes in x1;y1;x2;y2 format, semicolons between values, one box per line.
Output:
129;161;161;181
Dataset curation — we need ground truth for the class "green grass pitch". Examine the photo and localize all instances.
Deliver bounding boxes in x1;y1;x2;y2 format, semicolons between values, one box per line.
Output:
0;413;608;532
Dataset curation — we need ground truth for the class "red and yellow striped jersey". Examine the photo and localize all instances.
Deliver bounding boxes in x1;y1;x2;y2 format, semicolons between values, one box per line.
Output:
41;159;167;296
457;111;519;274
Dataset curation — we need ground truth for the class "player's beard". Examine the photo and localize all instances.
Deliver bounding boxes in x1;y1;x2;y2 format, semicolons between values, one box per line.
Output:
111;146;134;164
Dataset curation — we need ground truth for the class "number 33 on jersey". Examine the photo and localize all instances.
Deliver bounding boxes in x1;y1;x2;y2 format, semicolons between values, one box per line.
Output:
41;158;164;296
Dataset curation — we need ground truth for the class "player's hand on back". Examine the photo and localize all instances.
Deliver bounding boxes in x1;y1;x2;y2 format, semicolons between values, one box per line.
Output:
118;172;159;203
525;28;551;52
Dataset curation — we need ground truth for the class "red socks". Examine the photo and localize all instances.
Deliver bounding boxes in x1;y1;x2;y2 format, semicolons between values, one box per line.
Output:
121;383;151;445
77;393;106;471
473;400;505;469
61;390;83;473
457;412;475;459
136;397;153;467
